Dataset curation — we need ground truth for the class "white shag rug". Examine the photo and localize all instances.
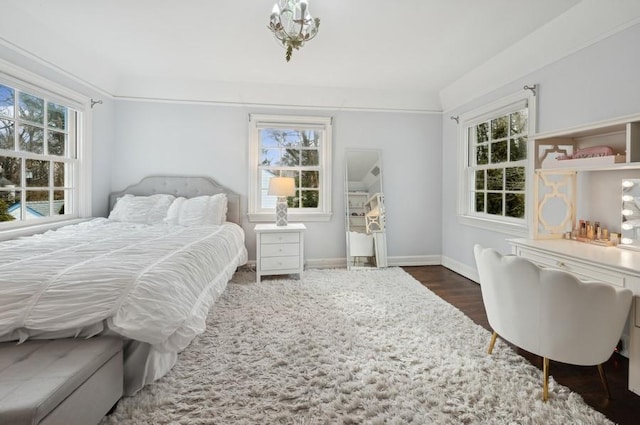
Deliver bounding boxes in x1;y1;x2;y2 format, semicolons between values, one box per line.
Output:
101;268;612;425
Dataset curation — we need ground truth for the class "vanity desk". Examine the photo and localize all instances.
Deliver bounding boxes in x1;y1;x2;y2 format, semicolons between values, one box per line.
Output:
516;114;640;394
509;237;640;395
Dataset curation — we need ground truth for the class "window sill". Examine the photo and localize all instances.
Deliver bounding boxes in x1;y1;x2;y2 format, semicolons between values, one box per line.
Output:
248;212;332;223
0;218;91;242
457;214;529;237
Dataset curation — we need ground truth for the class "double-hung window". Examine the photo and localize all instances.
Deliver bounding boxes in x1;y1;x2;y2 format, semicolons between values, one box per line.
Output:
0;67;88;230
457;90;536;235
248;114;332;222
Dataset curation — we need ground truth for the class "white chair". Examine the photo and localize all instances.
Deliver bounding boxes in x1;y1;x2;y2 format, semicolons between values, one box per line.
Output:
348;231;374;266
473;244;633;401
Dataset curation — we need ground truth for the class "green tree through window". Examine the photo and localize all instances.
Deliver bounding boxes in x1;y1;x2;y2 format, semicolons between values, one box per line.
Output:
470;108;528;220
0;82;76;222
249;114;332;221
260;128;321;209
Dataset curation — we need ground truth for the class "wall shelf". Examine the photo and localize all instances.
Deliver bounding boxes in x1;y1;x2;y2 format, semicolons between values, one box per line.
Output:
346;192;368;233
536;161;640;173
532;119;640;239
535;121;640;171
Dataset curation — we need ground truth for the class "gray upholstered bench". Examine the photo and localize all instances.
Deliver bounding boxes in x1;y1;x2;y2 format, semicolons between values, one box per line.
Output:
0;337;123;425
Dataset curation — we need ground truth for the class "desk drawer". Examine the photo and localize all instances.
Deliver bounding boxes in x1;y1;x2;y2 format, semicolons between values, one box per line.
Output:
261;232;299;244
516;248;625;287
261;243;299;257
261;256;300;271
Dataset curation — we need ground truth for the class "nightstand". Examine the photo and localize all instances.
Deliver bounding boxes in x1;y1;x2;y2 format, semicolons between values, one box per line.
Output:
254;223;306;283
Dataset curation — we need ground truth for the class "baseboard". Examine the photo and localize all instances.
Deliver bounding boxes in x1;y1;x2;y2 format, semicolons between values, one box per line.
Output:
441;255;479;284
388;255;441;266
247;255;454;270
306;255;441;269
306;258;347;269
244;258;347;270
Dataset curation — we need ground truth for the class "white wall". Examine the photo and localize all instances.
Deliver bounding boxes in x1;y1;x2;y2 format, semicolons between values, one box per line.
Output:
0;44;441;266
91;98;116;217
112;102;441;264
441;22;640;279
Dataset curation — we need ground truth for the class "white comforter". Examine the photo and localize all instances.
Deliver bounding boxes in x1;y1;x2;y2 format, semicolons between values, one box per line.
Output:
0;218;247;354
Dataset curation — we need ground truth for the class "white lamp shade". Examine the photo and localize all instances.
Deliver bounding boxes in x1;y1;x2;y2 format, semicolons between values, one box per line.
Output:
268;177;296;197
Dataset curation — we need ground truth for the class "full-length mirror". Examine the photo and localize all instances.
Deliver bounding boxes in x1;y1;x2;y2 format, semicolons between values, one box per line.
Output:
345;149;387;270
621;178;640;250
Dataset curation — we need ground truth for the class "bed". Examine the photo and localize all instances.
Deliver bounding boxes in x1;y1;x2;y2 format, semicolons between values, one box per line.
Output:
0;175;248;395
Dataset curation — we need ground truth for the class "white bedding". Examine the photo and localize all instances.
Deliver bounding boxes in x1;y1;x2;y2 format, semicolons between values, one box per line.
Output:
0;218;248;391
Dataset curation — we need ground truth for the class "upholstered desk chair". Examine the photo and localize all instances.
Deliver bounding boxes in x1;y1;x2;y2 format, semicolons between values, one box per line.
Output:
473;244;633;401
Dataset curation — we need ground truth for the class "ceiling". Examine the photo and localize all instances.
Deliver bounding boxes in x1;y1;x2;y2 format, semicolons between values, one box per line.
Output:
1;1;639;111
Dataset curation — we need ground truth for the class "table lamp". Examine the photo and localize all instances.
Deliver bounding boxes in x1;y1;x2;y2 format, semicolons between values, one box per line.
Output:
268;176;295;226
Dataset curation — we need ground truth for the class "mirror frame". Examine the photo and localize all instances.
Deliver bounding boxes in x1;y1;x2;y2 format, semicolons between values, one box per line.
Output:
344;148;387;270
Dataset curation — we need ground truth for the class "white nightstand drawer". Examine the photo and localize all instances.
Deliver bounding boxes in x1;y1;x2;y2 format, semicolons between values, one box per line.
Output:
261;256;300;271
261;232;299;244
261;243;300;257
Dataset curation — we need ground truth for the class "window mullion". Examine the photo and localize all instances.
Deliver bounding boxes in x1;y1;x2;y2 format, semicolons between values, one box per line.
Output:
0;77;83;227
43;101;48;156
460;92;532;226
250;114;331;220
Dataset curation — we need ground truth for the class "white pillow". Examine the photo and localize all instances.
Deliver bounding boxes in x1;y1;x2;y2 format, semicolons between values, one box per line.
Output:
109;194;176;224
164;193;227;226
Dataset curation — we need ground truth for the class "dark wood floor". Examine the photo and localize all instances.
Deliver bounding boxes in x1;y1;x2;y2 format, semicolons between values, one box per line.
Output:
402;265;640;425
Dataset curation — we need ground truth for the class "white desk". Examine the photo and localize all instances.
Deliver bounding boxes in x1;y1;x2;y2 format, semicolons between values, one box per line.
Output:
509;238;640;395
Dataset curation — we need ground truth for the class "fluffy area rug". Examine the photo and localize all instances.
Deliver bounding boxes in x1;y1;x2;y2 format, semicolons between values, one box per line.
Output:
101;268;612;424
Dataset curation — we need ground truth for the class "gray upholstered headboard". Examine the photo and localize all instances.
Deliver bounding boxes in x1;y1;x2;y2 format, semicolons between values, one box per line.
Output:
108;175;241;225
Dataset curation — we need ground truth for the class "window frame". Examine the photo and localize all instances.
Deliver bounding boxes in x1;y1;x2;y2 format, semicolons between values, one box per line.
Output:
248;114;332;222
456;90;536;236
0;59;91;237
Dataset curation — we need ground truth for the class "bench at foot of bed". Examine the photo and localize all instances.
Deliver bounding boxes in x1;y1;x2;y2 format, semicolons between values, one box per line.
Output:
0;337;123;425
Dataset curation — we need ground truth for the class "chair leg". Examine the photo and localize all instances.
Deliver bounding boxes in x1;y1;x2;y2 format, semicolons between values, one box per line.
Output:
597;363;612;399
488;331;498;354
543;357;550;401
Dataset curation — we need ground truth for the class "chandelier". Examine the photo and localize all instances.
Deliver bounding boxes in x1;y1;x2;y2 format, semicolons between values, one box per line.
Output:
268;0;320;62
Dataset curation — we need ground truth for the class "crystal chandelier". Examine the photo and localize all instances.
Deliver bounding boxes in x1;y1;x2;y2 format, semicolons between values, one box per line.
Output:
268;0;320;62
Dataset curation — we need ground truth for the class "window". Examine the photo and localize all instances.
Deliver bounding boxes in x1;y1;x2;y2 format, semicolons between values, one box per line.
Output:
0;66;89;231
248;114;332;222
457;91;536;235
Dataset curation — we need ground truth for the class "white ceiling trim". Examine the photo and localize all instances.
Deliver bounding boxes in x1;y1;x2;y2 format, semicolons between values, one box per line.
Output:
439;1;640;113
0;37;113;99
115;94;442;115
1;32;440;113
114;76;443;113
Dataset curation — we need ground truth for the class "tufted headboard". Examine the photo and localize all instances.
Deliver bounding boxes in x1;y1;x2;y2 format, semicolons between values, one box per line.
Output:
108;175;241;225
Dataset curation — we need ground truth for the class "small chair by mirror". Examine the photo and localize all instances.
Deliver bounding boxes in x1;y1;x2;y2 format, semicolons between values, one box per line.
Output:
345;149;387;270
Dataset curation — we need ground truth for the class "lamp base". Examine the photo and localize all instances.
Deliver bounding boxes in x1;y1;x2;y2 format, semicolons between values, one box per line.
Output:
275;196;288;226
